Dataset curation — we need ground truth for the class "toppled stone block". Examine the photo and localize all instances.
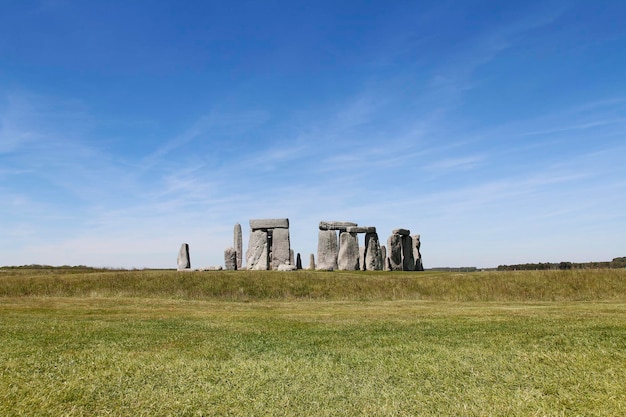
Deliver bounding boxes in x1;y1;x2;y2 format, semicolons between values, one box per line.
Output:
177;243;191;271
277;263;297;271
319;221;358;231
250;218;289;230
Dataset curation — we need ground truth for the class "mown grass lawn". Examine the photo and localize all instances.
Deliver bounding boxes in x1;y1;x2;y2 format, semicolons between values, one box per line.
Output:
0;269;625;416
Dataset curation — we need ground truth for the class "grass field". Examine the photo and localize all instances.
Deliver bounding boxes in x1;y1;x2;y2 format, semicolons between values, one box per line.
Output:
1;269;625;416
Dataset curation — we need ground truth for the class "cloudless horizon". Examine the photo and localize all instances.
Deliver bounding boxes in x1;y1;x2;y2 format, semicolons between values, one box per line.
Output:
1;0;625;269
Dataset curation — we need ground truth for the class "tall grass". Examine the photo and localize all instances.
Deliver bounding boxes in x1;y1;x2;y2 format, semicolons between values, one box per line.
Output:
1;268;625;301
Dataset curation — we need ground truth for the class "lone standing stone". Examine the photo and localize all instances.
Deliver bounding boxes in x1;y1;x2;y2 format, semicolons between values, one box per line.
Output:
246;230;268;270
359;246;365;270
234;223;243;270
224;247;237;270
365;232;383;271
296;253;302;270
309;253;316;270
338;232;359;270
381;245;388;271
177;243;191;271
387;234;403;271
317;230;338;270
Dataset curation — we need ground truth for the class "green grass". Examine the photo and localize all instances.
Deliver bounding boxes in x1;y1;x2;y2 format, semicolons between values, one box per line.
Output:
1;268;625;301
1;269;625;415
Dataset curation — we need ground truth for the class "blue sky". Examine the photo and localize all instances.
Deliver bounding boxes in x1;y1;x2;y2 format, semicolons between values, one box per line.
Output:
1;0;625;268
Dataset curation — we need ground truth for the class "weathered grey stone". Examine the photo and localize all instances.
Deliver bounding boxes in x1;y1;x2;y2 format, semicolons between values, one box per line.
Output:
392;228;411;236
277;263;297;271
290;249;295;266
317;230;338;270
246;230;268;270
296;253;302;270
413;234;424;271
359;246;365;270
402;235;415;271
346;226;376;234
197;266;223;271
365;232;383;271
250;218;289;230
271;228;291;269
224;247;237;270
319;221;358;231
381;245;388;271
177;243;190;271
337;232;359;270
309;253;316;270
387;234;403;271
234;223;243;269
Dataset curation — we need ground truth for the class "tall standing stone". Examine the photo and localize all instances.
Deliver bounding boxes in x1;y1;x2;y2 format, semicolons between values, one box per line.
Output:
365;232;383;270
317;230;338;270
309;253;316;270
246;230;268;270
402;235;415;271
224;247;237;270
234;223;243;270
359;247;366;270
338;232;359;270
271;228;291;269
387;234;403;271
381;245;388;271
296;253;302;270
177;243;191;271
413;234;424;271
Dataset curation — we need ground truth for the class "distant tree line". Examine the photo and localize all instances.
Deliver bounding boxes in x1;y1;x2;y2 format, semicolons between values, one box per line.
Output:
497;257;626;271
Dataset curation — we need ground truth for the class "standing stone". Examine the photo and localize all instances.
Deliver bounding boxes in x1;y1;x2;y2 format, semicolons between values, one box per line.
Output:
177;243;191;271
271;228;291;269
359;246;366;270
246;230;268;270
402;235;415;271
234;223;243;270
365;232;383;270
309;253;316;270
290;249;295;266
338;232;359;270
387;234;403;271
381;245;388;271
317;230;338;270
296;253;302;270
224;247;237;270
413;234;424;271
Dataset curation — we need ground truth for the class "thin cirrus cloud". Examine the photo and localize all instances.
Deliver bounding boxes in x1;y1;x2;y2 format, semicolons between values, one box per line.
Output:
1;1;625;268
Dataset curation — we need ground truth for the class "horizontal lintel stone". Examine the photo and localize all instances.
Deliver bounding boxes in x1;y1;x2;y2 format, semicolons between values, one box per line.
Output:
392;228;411;236
250;218;289;230
319;221;358;230
346;226;376;233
